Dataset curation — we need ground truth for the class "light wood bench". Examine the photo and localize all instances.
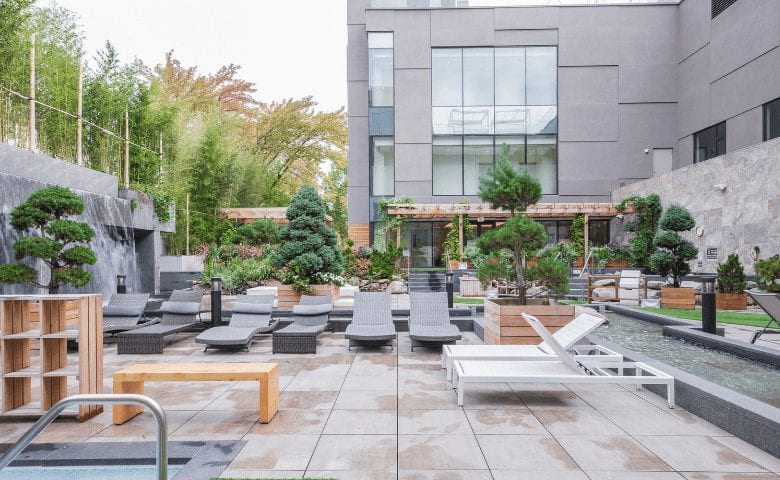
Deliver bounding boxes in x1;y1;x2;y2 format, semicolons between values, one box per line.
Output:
112;362;279;424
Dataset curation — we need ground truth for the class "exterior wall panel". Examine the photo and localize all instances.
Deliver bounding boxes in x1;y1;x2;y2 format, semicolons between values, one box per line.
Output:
619;64;677;103
494;6;558;30
677;0;710;62
394;143;432;183
394;68;432;144
365;10;395;31
726;107;764;152
558;6;620;66
494;29;557;46
710;46;780;125
430;9;494;46
394;11;431;69
677;45;711;138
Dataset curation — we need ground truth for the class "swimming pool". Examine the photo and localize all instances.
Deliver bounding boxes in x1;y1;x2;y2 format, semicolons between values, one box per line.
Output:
0;465;181;479
597;312;780;408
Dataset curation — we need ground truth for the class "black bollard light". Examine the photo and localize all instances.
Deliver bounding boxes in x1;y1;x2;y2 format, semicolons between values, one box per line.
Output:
701;276;717;334
211;276;222;327
445;271;454;308
116;275;127;294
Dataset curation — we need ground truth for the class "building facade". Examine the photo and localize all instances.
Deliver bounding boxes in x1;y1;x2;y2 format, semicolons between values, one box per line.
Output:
347;0;780;266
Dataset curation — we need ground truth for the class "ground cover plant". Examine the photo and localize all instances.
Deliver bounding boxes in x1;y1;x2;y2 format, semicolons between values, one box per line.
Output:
638;307;771;328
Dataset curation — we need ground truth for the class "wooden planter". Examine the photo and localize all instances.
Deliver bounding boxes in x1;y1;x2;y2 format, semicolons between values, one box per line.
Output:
716;292;747;310
661;287;696;310
276;284;338;311
483;298;575;345
607;259;630;268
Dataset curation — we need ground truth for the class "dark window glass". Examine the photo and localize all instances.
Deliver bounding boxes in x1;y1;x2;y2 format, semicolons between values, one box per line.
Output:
694;122;726;163
369;107;394;136
765;97;780;141
588;220;610;246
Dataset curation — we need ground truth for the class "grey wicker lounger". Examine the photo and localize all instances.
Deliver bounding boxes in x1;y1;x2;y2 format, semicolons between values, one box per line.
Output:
196;295;276;352
409;292;461;351
273;295;333;354
345;292;396;351
746;290;780;343
117;289;205;354
103;293;152;334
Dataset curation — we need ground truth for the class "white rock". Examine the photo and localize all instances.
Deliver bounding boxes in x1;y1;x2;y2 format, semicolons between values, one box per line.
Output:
593;279;615;287
387;280;407;294
647;281;667;290
680;281;702;293
527;286;547;298
592;288;617;300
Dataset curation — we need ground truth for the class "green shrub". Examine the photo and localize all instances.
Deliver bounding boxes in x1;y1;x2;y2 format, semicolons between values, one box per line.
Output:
590;245;612;270
200;257;274;294
368;244;402;280
233;219;280;246
526;257;570;295
570;214;585;258
754;254;780;293
717;253;747;294
649;204;697;287
443;215;473;262
616;194;663;268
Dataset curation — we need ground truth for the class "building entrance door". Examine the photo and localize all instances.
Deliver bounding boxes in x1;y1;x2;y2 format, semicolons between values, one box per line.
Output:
409;222;433;268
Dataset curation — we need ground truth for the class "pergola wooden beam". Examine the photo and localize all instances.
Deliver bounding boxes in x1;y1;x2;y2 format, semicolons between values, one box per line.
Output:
385;202;634;219
221;207;332;225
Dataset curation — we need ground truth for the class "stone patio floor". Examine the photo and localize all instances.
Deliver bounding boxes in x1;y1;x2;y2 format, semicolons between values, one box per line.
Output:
2;330;780;480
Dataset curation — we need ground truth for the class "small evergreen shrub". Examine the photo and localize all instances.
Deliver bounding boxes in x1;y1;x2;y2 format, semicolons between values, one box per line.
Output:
716;253;747;294
754;255;780;293
649;204;698;287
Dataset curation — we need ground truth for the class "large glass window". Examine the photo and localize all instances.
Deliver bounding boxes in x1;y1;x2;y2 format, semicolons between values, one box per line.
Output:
463;48;494;107
433;137;463;195
495;48;525;106
368;33;393;107
764;97;780;141
432;49;462;107
694;122;726;163
495;136;525;168
526;135;557;193
588;220;610;246
526;47;557;106
370;137;395;196
463;137;494;195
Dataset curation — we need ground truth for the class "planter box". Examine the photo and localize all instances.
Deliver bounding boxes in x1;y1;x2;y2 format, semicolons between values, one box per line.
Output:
607;259;630;268
483;298;575;345
661;287;696;310
277;284;337;311
459;276;483;297
716;292;747;310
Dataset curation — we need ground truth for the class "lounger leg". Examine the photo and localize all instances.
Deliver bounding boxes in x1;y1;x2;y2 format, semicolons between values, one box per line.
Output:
457;378;464;406
667;381;675;409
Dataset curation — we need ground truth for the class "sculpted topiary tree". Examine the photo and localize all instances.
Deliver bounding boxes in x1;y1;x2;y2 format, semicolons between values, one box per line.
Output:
0;186;97;293
272;185;343;292
650;203;698;287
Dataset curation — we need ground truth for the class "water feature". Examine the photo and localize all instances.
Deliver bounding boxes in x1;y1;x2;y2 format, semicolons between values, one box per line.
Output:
0;465;181;480
598;312;780;408
0;172;140;298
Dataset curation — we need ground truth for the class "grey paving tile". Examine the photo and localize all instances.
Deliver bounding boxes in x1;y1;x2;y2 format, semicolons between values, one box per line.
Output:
399;434;488;470
399;470;494;480
279;390;339;410
466;408;548;435
681;473;780;479
308;434;397;471
533;407;624;436
635;436;766;473
228;435;319;470
477;434;579;471
398;409;472;435
556;435;672;472
335;390;398;410
247;409;328;435
324;409;398;435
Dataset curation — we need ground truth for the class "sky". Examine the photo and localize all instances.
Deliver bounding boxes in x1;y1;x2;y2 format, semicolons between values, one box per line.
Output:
53;0;348;112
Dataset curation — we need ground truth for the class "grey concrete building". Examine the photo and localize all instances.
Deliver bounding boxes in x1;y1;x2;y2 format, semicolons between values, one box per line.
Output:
347;0;780;267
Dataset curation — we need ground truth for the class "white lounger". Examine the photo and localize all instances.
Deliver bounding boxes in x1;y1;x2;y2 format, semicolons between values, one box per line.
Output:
442;312;618;381
452;313;675;408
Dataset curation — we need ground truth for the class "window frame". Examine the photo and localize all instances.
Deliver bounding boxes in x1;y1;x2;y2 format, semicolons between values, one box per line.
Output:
764;97;780;142
693;121;727;164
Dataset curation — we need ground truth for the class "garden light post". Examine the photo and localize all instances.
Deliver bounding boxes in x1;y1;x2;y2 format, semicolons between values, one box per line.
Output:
445;271;454;308
211;277;222;327
701;276;717;334
116;275;127;294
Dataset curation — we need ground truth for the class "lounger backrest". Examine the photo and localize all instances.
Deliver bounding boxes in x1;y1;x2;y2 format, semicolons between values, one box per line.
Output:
523;313;585;375
538;312;605;354
160;289;204;325
409;292;450;327
230;295;274;328
299;295;333;306
168;289;204;304
105;293;149;316
353;292;393;326
746;291;780;321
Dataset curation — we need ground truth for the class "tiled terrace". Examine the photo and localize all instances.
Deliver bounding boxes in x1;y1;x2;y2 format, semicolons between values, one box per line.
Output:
3;330;780;480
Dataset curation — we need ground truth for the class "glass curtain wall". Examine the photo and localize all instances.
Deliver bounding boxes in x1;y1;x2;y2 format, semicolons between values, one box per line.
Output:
432;46;557;195
371;137;395;196
369;32;395;200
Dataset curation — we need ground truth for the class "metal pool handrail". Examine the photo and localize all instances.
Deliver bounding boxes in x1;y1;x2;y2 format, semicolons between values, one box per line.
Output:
0;393;168;480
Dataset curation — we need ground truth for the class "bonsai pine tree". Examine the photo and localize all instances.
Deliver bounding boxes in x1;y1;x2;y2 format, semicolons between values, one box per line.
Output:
717;253;747;294
0;186;97;294
476;155;561;304
649;203;698;287
272;185;343;292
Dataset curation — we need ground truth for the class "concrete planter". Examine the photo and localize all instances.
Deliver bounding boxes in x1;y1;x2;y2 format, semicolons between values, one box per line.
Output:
661;287;696;310
716;292;747;310
483;298;575;345
276;284;338;310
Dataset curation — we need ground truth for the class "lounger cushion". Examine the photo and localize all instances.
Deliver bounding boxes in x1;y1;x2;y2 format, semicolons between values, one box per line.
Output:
292;304;332;316
274;324;328;336
232;303;272;315
345;324;397;340
103;305;144;317
195;326;260;346
118;323;191;336
409;324;462;342
159;301;201;315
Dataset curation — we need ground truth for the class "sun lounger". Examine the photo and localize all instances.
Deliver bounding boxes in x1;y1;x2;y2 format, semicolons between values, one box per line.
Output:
746;290;780;343
272;295;333;353
452;312;675;408
409;292;462;351
345;292;396;350
117;289;204;354
442;312;612;380
102;293;151;334
196;295;276;351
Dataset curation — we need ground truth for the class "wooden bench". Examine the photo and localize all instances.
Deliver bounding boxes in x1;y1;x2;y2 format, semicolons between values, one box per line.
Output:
112;362;279;424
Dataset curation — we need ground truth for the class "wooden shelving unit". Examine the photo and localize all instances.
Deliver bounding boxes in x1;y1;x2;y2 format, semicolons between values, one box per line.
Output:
0;295;104;421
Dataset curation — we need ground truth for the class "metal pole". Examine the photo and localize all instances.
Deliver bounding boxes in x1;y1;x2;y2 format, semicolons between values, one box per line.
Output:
445;272;454;308
28;34;36;153
701;276;717;334
185;193;190;256
124;109;130;188
76;63;83;165
116;275;127;294
210;277;222;327
0;394;167;480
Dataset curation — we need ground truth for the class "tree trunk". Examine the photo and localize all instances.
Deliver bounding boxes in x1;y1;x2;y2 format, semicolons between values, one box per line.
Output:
516;249;527;305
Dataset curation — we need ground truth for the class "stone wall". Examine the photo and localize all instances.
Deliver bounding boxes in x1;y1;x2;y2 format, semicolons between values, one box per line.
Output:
612;138;780;275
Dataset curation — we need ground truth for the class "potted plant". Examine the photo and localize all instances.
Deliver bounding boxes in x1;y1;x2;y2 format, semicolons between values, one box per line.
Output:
716;253;747;310
650;203;698;309
475;153;572;345
272;185;343;309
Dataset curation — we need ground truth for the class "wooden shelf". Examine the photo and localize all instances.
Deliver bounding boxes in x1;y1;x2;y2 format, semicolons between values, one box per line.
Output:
42;330;79;340
42;365;79;377
3;330;41;339
3;365;41;377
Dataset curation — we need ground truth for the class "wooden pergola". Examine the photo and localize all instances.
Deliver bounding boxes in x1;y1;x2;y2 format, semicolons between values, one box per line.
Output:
385;202;634;260
220;207;333;225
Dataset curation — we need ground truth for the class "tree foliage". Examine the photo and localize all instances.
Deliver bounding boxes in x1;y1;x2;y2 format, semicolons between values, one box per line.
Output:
716;253;746;294
272;185;343;292
478;156;542;215
0;186;96;293
754;255;780;293
650;204;697;287
616;194;663;268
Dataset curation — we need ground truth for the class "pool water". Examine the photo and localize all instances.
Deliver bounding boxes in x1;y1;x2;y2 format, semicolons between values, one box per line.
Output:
598;313;780;408
0;465;181;479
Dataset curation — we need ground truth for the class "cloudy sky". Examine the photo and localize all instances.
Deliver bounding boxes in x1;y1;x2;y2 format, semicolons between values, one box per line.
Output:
54;0;348;112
